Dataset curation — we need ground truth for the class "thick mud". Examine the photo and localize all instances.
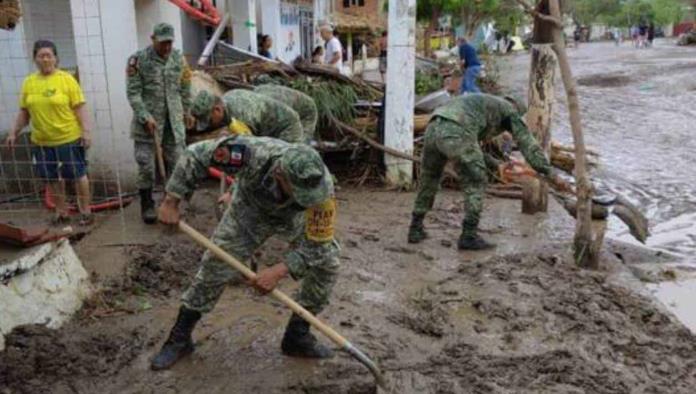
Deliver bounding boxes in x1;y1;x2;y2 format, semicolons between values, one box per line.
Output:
1;189;695;393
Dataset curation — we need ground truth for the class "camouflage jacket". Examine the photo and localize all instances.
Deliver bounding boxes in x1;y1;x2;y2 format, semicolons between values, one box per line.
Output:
126;46;192;144
223;90;304;143
432;93;551;175
254;84;318;138
165;136;338;279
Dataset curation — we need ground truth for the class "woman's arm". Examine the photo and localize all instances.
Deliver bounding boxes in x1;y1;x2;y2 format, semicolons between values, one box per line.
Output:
5;109;30;148
73;103;92;149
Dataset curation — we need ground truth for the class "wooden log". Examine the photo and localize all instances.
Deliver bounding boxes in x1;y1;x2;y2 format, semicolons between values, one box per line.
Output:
521;177;548;214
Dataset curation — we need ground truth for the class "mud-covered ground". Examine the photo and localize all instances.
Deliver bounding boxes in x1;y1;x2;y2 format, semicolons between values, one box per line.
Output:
499;39;696;257
2;187;695;394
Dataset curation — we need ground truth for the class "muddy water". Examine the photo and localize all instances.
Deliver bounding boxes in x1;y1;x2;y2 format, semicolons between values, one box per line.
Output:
499;39;696;257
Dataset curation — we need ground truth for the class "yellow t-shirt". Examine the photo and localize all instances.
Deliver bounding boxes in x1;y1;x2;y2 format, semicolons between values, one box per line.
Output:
20;70;86;146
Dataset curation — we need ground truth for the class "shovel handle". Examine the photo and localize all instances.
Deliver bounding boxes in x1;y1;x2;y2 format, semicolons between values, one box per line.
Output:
178;220;347;346
178;220;386;388
153;131;167;181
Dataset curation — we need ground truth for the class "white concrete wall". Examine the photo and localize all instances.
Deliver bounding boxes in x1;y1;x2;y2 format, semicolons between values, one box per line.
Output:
231;0;257;53
134;0;184;51
22;0;78;69
0;22;30;134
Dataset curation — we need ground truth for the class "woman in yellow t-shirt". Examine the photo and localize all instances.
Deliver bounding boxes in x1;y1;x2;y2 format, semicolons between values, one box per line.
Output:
4;40;93;225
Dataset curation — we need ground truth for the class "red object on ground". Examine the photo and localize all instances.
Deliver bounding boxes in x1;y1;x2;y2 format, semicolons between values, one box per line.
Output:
0;222;74;247
208;167;235;185
168;0;221;26
43;186;135;214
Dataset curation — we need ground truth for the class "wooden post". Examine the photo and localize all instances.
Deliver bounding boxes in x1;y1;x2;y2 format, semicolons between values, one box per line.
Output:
547;0;596;268
527;44;556;154
521;177;548;214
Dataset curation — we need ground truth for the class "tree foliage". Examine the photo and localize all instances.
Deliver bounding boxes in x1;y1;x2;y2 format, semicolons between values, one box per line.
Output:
566;0;686;27
416;0;527;37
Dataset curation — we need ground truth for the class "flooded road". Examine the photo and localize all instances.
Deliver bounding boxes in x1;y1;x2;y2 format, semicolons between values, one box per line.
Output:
500;39;696;257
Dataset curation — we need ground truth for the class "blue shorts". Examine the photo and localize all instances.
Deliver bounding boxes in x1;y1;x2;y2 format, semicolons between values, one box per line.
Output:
32;140;88;180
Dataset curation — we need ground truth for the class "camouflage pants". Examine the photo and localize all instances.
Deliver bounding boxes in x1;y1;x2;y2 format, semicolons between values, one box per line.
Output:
133;129;183;190
413;117;487;238
182;196;340;315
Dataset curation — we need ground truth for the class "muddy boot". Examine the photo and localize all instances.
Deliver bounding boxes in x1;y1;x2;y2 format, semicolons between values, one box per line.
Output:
151;306;201;370
407;213;428;244
281;314;334;359
139;188;157;224
457;233;496;251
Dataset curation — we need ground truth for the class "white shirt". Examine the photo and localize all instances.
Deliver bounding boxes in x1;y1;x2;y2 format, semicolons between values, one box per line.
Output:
324;36;343;68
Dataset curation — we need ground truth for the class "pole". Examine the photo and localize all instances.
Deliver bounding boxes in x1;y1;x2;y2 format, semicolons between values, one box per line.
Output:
383;0;416;187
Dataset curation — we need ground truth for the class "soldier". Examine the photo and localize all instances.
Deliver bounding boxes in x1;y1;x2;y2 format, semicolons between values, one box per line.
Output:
408;93;566;250
191;89;304;143
127;22;193;224
151;135;340;370
254;84;318;142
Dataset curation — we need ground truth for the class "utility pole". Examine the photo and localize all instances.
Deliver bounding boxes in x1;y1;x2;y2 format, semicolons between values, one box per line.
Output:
384;0;416;187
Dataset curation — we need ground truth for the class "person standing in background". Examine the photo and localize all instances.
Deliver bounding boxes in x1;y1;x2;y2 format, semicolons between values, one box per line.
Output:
126;23;193;224
458;37;481;94
320;23;343;72
5;40;93;226
258;34;273;59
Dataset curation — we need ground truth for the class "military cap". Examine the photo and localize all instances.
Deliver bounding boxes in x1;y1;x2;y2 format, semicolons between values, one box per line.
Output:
153;23;175;42
279;145;331;208
191;91;217;131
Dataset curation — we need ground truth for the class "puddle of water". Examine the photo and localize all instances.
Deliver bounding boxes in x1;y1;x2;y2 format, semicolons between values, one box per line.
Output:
647;278;696;334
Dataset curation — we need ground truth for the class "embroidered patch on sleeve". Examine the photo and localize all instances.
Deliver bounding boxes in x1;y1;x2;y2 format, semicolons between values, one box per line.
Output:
305;198;336;243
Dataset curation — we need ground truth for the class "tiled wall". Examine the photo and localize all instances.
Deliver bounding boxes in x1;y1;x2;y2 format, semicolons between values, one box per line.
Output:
0;23;30;133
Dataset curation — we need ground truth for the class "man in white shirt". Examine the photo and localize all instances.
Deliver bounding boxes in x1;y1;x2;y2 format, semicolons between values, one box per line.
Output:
320;24;343;71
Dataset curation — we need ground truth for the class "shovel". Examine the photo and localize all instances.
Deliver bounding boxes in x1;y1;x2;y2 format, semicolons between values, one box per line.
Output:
153;131;167;182
178;220;387;389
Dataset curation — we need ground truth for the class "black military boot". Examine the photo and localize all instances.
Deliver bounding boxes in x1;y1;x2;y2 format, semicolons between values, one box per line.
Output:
139;188;157;224
457;232;496;251
407;213;428;244
281;314;334;359
151;306;201;370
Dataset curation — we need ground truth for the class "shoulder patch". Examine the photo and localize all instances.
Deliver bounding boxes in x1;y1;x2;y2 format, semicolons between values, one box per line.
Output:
212;142;251;173
305;198;336;243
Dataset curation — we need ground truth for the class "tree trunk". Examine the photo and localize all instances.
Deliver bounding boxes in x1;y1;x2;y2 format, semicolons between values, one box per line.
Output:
526;44;556;154
548;0;597;268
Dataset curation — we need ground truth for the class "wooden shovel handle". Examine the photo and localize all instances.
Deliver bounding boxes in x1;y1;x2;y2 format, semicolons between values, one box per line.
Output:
153;131;167;181
177;220;348;347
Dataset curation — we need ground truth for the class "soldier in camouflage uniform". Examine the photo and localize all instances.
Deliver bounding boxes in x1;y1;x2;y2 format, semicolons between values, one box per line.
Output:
254;84;318;142
191;89;304;143
408;93;562;250
126;23;193;224
151;135;340;370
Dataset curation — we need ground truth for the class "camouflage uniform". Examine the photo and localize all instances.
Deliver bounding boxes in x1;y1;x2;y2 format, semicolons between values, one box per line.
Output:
413;93;551;238
254;84;318;141
166;136;340;314
126;24;192;189
191;90;304;143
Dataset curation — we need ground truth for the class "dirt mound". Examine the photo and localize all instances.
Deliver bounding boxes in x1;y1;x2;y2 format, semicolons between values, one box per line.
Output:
126;240;202;297
0;324;147;394
296;252;696;393
577;74;632;87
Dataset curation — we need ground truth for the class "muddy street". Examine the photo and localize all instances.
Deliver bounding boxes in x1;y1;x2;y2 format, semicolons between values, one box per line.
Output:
2;188;696;393
500;39;696;256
